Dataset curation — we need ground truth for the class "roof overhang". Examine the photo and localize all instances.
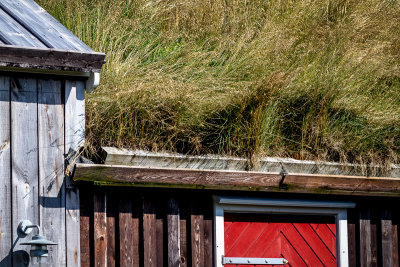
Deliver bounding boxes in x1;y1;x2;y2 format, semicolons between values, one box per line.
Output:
72;147;400;197
0;45;106;73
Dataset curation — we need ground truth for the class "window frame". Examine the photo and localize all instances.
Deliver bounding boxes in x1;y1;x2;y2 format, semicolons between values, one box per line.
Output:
213;196;355;267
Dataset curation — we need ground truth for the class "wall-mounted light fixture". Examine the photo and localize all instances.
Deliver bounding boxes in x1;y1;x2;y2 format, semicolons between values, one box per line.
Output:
18;220;57;265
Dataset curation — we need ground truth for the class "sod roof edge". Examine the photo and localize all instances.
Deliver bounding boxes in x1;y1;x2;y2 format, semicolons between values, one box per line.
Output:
102;146;400;178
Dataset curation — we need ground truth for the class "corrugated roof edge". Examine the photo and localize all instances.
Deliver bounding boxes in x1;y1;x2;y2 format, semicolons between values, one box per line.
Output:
0;45;105;73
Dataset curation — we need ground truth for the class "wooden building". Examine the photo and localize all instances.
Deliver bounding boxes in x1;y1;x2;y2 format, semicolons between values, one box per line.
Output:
1;1;400;267
0;0;105;266
74;148;400;267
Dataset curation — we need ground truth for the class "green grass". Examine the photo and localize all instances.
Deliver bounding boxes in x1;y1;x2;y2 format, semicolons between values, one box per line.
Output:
37;0;400;168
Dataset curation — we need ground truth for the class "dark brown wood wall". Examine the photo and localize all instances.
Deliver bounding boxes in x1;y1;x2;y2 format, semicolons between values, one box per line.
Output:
80;184;400;267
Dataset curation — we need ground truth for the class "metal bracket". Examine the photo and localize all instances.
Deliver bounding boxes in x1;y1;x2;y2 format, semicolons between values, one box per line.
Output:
279;167;288;190
222;257;288;265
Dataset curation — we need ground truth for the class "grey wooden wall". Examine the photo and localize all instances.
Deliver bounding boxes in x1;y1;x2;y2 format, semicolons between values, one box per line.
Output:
0;74;85;266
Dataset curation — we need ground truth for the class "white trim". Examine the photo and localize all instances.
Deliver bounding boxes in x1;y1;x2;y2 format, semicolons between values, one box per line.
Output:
214;196;355;209
214;196;354;267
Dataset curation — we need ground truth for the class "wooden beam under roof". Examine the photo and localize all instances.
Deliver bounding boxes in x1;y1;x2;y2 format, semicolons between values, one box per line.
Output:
0;45;105;72
74;163;400;197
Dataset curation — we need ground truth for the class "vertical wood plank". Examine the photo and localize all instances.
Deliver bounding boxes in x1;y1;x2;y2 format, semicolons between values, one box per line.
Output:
167;198;180;267
119;195;134;267
360;207;372;267
143;197;157;267
94;190;107;267
381;208;393;267
38;79;65;266
79;184;93;267
0;76;11;267
393;212;399;267
156;210;164;267
371;210;378;267
132;196;141;267
11;77;39;266
191;202;204;267
65;80;85;267
347;208;357;267
179;202;188;267
203;216;213;267
107;192;116;267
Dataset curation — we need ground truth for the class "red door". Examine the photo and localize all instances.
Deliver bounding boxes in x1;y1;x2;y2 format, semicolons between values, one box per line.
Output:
224;213;336;267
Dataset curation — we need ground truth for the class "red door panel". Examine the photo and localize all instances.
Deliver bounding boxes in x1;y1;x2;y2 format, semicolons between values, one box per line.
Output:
224;213;336;267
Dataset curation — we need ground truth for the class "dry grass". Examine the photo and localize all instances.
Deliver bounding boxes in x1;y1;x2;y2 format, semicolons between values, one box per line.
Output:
37;0;400;167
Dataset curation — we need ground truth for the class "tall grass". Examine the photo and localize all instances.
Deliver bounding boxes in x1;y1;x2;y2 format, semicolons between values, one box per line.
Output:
37;0;400;168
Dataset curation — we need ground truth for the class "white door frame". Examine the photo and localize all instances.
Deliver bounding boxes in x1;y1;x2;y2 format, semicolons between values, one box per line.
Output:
213;196;355;267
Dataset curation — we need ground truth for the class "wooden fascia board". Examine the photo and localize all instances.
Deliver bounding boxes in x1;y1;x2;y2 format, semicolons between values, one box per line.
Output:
74;163;400;197
0;45;106;72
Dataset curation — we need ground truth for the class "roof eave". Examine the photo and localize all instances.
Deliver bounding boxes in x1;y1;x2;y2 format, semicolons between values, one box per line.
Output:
0;45;106;73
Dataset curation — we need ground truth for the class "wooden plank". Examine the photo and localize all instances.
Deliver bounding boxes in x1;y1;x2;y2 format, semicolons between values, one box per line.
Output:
156;207;164;267
360;207;372;267
11;77;39;265
203;214;213;267
65;80;85;267
371;210;378;267
0;45;105;72
381;208;393;267
79;185;93;267
179;200;188;267
107;192;116;267
168;198;180;267
0;76;11;266
393;212;399;267
74;164;400;196
347;208;357;267
0;8;46;48
94;190;107;267
132;196;141;267
143;197;157;267
38;79;66;266
0;0;91;51
119;195;134;267
191;202;204;267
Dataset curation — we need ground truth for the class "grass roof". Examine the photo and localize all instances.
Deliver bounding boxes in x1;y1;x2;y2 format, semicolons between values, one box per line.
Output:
38;0;400;167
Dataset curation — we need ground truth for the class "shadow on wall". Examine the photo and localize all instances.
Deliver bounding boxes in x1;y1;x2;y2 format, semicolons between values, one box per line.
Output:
0;235;30;267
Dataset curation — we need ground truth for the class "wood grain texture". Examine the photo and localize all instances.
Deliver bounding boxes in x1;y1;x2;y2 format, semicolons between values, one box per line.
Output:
65;80;85;267
75;164;283;190
79;184;93;267
191;204;204;267
0;0;92;51
0;76;11;267
167;198;180;267
0;45;105;72
38;79;65;266
119;195;134;267
360;207;372;267
156;209;164;267
393;216;399;267
347;209;357;267
179;201;188;267
381;208;393;267
75;164;400;196
94;190;107;267
11;77;39;266
106;193;116;267
143;198;157;267
132;197;141;267
0;8;46;47
203;217;213;267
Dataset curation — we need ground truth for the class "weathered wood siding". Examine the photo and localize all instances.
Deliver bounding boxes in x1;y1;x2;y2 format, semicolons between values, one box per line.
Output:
0;73;85;267
80;186;214;267
80;185;400;267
